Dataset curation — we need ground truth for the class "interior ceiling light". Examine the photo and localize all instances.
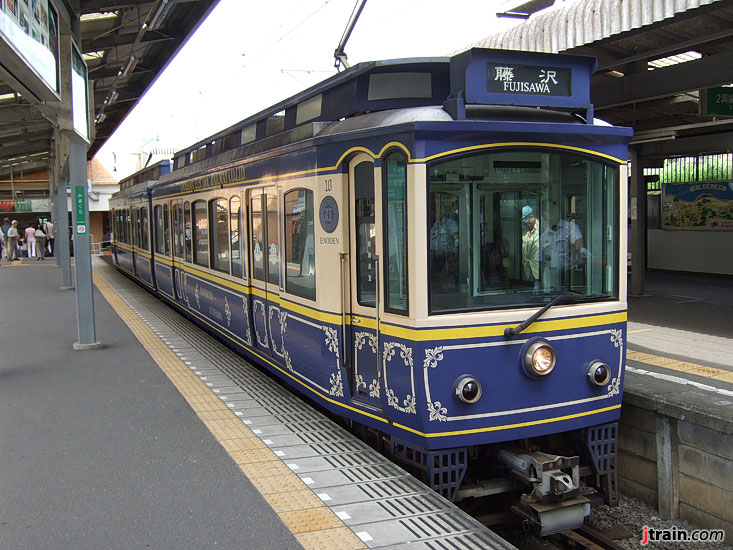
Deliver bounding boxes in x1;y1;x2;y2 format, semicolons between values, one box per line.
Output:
648;51;702;70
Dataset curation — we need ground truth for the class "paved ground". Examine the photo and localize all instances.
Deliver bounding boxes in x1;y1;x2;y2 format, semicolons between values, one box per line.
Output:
0;259;302;550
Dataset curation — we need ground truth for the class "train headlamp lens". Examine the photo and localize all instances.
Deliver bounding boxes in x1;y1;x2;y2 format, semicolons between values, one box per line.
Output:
524;342;556;376
455;377;482;404
587;361;611;386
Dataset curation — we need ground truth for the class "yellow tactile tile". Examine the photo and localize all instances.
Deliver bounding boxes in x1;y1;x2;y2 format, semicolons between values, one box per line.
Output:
229;447;279;465
627;350;731;381
280;507;345;534
713;371;733;383
239;459;293;479
295;527;367;550
265;490;326;514
93;268;362;545
248;473;310;495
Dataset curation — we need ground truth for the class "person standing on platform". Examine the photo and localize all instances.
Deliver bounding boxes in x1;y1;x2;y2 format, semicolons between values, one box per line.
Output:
43;219;55;257
34;223;46;260
0;218;9;261
6;220;20;261
24;222;37;259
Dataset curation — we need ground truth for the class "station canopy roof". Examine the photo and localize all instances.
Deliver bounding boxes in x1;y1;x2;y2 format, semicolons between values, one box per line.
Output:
0;0;218;180
478;0;733;155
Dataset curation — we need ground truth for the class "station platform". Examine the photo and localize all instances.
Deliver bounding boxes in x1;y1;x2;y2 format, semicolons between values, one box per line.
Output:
0;257;730;548
0;257;515;550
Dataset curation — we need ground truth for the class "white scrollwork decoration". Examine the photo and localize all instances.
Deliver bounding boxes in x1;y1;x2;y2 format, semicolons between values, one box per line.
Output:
610;328;623;348
194;283;200;309
329;370;344;397
355;373;366;391
423;346;445;369
607;376;621;397
323;327;339;359
253;300;268;347
241;296;252;345
382;341;416;414
368;378;380;398
224;296;231;327
428;401;447;422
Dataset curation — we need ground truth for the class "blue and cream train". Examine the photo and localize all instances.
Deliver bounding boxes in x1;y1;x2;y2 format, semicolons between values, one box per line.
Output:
110;49;632;534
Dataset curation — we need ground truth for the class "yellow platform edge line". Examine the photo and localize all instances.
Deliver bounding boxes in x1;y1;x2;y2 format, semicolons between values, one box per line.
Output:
626;350;730;380
92;268;366;548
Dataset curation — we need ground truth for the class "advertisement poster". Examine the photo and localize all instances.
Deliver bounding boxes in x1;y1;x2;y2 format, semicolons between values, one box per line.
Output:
662;182;733;230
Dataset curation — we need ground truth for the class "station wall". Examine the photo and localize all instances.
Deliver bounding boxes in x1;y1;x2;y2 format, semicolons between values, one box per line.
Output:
648;229;733;275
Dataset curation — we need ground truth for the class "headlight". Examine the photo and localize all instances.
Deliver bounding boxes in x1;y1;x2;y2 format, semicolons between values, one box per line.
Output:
587;361;611;386
455;376;482;403
524;341;556;377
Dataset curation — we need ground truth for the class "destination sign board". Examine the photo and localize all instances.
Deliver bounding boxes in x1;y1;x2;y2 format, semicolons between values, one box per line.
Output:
450;49;595;114
487;63;571;97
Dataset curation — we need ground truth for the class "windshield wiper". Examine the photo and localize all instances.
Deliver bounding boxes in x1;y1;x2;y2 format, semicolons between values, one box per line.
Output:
504;293;568;338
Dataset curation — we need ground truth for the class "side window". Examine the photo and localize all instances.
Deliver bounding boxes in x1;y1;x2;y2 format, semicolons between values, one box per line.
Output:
266;192;279;286
210;198;229;273
163;203;171;256
173;203;183;258
140;207;148;250
284;188;315;300
354;161;376;307
154;204;164;254
230;196;243;278
251;191;265;281
383;152;408;314
193;200;208;267
184;201;192;262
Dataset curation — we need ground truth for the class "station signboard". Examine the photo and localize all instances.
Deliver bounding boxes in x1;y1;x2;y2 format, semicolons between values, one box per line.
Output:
705;87;733;116
0;0;59;99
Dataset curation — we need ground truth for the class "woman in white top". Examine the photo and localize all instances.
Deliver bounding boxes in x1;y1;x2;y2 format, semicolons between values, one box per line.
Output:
24;224;36;259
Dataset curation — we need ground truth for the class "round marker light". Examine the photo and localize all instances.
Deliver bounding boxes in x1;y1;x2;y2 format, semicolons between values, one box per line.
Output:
524;341;556;377
587;361;611;386
455;377;482;404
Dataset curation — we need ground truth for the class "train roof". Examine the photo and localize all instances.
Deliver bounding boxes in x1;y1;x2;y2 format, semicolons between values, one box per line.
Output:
169;48;604;174
111;159;172;202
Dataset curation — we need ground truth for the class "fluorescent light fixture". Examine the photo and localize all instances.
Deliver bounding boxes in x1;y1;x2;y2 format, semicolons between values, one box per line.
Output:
148;0;170;31
107;90;119;104
648;51;702;70
121;55;137;76
96;112;107;124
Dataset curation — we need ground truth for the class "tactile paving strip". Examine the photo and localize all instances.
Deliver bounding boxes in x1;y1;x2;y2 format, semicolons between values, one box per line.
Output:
93;259;516;550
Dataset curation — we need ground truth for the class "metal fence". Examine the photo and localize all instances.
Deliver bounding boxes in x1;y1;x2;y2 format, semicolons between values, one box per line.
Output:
644;153;733;189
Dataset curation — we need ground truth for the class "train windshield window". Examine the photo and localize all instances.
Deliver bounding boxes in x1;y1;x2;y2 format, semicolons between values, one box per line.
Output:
284;189;315;300
210;198;229;273
193;200;209;267
230;197;243;278
383;152;408;314
428;150;618;313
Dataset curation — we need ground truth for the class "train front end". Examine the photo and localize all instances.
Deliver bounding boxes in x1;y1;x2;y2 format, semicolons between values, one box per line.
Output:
376;50;633;534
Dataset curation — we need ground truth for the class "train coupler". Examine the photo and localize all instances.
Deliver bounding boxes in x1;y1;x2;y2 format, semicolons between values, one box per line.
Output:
512;495;591;536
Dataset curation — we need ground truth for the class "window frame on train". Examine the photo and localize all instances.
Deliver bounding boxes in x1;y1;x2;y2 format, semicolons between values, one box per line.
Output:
209;197;230;274
283;187;316;301
192;199;209;268
426;148;620;314
382;150;409;316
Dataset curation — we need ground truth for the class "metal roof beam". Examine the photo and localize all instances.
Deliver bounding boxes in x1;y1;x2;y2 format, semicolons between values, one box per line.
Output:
0;141;52;159
592;50;733;108
82;31;175;52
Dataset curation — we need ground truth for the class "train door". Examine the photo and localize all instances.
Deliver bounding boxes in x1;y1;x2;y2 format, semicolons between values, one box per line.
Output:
171;201;184;302
347;156;382;410
249;187;281;357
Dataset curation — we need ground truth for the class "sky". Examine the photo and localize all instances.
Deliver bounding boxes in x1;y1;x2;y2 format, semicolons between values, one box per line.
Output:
96;0;523;177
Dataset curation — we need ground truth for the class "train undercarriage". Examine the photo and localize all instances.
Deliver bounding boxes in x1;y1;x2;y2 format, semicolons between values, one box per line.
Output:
346;419;619;537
